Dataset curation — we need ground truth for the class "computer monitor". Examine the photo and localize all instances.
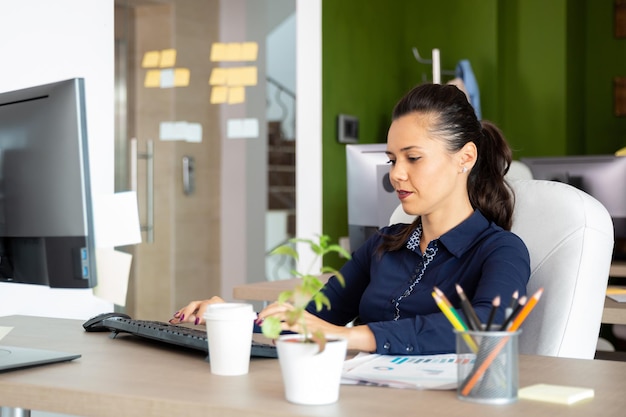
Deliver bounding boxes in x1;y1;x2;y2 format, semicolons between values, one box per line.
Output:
0;78;97;288
521;155;626;257
346;143;401;252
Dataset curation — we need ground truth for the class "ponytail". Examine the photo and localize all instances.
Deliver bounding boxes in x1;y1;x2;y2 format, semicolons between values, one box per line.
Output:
468;121;514;230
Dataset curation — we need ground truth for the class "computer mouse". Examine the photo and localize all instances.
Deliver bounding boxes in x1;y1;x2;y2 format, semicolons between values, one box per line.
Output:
82;312;131;332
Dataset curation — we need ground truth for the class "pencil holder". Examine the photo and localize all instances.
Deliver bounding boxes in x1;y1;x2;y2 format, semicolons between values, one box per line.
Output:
455;328;521;404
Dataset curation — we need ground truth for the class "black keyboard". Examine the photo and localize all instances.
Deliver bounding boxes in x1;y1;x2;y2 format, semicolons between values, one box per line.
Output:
101;316;277;358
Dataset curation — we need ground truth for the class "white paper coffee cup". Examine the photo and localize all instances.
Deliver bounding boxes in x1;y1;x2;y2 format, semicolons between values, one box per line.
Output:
203;303;256;376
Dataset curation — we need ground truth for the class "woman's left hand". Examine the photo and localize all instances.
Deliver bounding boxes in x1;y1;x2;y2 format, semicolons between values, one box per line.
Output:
258;301;376;352
257;301;345;337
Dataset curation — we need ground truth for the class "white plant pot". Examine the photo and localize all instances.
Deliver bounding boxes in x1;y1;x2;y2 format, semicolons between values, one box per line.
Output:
276;334;348;405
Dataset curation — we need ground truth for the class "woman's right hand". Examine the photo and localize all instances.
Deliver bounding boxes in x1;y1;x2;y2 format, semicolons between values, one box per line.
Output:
169;296;225;325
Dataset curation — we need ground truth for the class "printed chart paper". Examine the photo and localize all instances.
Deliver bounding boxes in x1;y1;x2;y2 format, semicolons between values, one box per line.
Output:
342;353;463;390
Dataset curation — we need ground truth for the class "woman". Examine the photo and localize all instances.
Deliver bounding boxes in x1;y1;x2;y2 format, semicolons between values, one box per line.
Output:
171;83;530;355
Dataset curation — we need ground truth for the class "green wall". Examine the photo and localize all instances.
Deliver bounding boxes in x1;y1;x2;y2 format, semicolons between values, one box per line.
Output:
321;0;626;262
321;0;415;264
498;0;573;156
585;0;626;153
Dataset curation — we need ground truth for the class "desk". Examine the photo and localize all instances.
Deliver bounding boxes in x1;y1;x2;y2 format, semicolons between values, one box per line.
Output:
602;297;626;325
604;261;626;325
1;315;626;416
610;261;626;278
233;275;331;302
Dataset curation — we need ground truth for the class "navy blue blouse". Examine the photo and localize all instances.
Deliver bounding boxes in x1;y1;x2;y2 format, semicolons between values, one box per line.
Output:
307;210;530;355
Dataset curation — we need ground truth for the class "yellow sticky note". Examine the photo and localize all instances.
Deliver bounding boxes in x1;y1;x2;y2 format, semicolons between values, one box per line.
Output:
142;50;160;68
209;68;228;85
174;68;190;87
241;42;258;61
241;66;257;86
228;86;245;104
519;384;594;405
210;43;227;61
225;43;242;61
144;70;161;88
227;67;242;86
228;66;257;86
159;48;177;67
210;86;228;104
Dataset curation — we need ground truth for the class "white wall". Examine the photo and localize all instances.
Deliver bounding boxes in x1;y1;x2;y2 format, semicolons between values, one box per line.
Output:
0;0;114;319
295;0;322;271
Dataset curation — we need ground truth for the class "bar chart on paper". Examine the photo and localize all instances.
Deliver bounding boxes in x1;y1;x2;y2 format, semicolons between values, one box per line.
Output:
341;353;468;390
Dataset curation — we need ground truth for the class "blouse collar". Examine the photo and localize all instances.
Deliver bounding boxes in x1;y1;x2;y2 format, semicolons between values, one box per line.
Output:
406;210;492;258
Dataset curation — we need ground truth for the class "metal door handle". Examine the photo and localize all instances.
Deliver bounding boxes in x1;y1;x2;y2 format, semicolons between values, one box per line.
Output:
182;156;194;195
130;138;154;243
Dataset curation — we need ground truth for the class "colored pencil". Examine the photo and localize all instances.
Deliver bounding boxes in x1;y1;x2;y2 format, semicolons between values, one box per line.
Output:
460;288;544;396
433;286;468;330
431;291;478;352
504;290;519;321
508;288;543;331
485;295;500;331
455;284;482;331
433;286;453;307
501;295;527;330
432;291;467;331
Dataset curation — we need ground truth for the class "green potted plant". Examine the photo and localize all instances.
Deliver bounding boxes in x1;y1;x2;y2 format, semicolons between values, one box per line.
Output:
261;234;351;405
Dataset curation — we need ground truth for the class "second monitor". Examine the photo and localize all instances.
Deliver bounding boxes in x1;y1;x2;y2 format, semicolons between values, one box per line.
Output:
521;154;626;258
346;144;401;252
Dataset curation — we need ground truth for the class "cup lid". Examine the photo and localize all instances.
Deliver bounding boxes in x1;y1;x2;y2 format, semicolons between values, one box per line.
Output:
203;303;256;320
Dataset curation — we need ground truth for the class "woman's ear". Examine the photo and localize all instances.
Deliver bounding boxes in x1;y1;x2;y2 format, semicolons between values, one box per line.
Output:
460;141;478;168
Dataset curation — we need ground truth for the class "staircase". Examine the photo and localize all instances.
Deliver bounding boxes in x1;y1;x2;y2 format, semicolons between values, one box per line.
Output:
267;121;296;236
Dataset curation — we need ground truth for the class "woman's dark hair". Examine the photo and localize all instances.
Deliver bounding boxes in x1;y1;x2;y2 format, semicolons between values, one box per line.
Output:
381;83;513;252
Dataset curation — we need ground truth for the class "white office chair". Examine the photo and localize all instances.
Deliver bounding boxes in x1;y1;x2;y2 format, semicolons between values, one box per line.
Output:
389;179;615;359
507;160;534;180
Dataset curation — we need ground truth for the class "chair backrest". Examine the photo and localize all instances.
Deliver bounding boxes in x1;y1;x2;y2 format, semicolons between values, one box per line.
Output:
507;160;534;180
388;179;614;359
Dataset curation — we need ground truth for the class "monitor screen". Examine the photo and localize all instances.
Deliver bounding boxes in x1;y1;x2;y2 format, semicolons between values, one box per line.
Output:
346;143;400;252
521;155;626;256
0;78;97;288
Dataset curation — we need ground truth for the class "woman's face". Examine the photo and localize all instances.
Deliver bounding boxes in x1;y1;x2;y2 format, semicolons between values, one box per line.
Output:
386;112;467;218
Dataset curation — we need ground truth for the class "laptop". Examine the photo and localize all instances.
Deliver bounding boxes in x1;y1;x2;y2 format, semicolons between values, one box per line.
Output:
0;345;81;372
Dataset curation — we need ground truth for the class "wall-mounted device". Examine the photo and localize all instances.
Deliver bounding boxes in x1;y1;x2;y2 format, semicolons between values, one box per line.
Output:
337;114;359;144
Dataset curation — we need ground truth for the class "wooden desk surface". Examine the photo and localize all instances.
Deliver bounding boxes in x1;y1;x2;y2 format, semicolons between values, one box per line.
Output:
603;297;626;325
1;315;626;416
610;261;626;278
605;261;626;324
232;277;329;302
